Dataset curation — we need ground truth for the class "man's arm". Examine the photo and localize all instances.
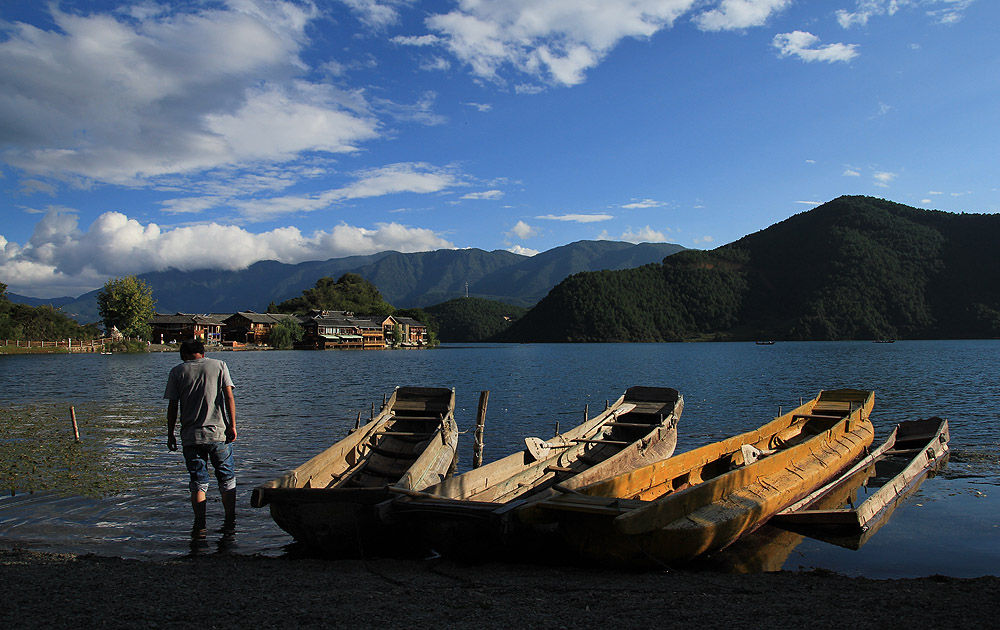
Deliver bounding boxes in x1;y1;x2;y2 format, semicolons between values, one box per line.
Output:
167;399;179;451
223;385;237;443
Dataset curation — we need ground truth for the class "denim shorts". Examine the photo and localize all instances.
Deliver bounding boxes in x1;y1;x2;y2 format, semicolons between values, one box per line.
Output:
183;442;236;494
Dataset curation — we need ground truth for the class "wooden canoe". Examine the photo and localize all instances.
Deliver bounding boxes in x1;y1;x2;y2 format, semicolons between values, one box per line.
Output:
250;386;458;556
526;389;875;566
772;416;949;535
381;386;683;557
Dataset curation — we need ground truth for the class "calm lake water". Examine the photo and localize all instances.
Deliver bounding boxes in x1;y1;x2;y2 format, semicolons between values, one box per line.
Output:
1;341;997;578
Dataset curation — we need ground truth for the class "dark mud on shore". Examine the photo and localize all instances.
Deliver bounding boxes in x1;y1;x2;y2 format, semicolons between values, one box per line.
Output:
2;548;998;629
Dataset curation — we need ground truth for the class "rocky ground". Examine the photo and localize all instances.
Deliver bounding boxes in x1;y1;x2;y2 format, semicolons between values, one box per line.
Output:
2;548;997;629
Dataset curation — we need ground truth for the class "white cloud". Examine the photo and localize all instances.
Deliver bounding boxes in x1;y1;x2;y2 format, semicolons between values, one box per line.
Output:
536;213;614;223
795;200;822;205
873;101;892;117
838;0;975;28
928;1;976;25
0;209;454;298
0;2;381;187
873;170;897;187
621;198;667;209
465;102;494;112
693;235;715;245
507;245;539;256
228;162;464;221
462;190;505;200
927;191;943;195
418;0;698;87
339;0;410;29
620;226;671;243
772;31;859;63
921;198;932;204
695;0;792;32
508;220;539;239
392;34;441;46
843;168;861;176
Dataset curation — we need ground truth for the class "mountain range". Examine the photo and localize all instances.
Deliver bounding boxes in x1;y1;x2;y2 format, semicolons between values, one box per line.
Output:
9;241;685;324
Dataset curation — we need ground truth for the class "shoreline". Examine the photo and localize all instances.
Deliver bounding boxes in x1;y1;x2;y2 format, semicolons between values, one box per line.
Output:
2;547;997;628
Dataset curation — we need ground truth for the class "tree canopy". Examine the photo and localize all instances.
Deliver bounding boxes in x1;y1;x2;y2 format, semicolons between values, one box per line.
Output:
266;317;304;349
275;273;395;315
425;297;527;342
96;275;156;339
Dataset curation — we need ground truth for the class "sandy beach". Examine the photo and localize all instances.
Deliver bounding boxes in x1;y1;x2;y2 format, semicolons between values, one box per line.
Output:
2;548;997;629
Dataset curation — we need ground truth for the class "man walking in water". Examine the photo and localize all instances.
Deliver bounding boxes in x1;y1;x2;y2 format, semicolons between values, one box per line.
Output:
165;339;237;539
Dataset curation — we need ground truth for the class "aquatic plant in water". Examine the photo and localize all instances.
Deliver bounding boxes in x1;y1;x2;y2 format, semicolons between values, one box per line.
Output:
0;402;162;498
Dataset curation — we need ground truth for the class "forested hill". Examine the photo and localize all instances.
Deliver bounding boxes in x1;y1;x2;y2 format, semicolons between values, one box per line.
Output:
504;196;1000;342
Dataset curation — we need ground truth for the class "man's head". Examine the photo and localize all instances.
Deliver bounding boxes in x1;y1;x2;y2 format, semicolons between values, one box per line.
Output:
179;339;206;359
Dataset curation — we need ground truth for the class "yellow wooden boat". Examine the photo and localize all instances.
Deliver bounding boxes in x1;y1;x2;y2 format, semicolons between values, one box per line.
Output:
524;389;874;566
251;386;458;555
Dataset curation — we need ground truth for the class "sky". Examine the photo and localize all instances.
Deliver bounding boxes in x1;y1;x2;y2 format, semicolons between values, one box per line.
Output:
1;0;996;298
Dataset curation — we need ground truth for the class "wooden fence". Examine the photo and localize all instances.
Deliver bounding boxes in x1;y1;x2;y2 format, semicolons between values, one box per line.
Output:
2;337;116;353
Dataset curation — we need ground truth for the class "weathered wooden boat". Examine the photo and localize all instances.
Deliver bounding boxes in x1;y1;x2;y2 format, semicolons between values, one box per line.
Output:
772;417;949;536
524;389;875;566
250;386;458;555
381;386;683;557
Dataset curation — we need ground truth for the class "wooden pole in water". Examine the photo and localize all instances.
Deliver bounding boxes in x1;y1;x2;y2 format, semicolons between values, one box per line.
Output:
354;411;362;430
472;390;489;469
70;406;80;442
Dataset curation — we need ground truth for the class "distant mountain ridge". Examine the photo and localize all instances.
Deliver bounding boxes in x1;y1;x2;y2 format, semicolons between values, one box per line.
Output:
504;196;1000;342
11;240;684;323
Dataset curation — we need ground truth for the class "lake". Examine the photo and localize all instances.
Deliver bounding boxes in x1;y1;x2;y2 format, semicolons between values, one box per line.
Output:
0;341;997;578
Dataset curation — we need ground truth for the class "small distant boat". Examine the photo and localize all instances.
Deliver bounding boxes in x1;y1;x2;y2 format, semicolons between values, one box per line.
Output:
755;341;775;345
526;389;875;566
382;386;683;558
251;386;458;555
873;339;896;343
772;416;949;535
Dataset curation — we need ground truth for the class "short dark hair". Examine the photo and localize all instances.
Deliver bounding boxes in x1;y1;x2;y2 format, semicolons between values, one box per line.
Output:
180;339;206;356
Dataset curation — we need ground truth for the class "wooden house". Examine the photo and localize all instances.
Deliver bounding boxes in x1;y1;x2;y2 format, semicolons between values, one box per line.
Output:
149;313;225;345
392;316;429;346
222;311;300;345
298;311;365;350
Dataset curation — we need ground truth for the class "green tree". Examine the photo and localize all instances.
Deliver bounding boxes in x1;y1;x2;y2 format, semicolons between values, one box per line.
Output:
97;275;156;339
275;273;395;315
267;317;304;349
391;323;403;346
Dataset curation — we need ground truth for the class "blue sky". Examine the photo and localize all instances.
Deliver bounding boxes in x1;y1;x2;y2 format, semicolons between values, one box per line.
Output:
1;0;995;298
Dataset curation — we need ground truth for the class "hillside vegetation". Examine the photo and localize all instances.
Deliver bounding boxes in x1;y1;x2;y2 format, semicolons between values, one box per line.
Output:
0;283;100;341
505;196;1000;342
425;298;528;342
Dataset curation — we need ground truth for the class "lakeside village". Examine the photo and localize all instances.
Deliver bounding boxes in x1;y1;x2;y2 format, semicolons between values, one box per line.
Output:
1;310;430;353
152;310;430;350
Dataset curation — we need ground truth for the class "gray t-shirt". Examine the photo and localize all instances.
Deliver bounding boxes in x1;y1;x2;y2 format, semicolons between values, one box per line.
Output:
164;357;235;446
